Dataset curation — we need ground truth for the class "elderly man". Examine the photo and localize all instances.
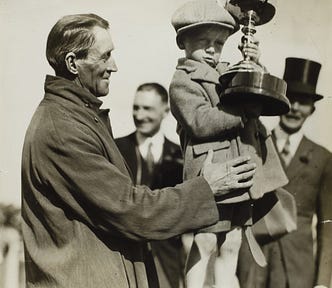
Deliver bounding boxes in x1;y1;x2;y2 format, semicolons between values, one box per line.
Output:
21;14;256;288
237;57;332;288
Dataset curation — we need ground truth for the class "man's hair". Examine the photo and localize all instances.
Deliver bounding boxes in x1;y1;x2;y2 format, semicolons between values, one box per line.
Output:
136;83;168;103
46;14;109;76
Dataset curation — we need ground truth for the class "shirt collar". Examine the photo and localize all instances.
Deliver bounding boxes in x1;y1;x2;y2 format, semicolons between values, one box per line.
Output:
136;130;164;146
176;58;229;84
274;124;304;157
136;130;165;162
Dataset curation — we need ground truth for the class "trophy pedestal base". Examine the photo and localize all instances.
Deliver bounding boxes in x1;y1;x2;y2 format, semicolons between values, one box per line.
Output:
219;71;289;116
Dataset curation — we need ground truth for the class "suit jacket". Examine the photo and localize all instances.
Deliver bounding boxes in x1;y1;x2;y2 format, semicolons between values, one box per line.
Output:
115;132;183;189
21;75;220;288
115;133;184;288
238;135;332;288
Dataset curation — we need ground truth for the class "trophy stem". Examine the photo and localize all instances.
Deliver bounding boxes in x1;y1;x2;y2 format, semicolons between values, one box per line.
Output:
241;10;257;61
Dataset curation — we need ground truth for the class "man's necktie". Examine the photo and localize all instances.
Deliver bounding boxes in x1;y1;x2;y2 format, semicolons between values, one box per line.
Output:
280;136;292;167
146;142;155;176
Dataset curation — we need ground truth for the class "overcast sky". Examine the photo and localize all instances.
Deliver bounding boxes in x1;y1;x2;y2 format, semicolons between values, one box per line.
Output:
1;0;331;205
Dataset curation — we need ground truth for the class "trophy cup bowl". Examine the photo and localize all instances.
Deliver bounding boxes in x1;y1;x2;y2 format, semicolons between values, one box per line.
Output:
220;0;290;116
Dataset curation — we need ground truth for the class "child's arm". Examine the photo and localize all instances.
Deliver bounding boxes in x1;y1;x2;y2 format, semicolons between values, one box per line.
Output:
170;72;244;139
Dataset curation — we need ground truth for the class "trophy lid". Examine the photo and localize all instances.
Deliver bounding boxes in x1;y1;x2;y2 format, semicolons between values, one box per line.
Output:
226;0;276;26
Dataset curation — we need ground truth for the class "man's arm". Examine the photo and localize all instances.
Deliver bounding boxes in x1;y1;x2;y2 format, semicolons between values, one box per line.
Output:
38;107;256;242
39;117;219;241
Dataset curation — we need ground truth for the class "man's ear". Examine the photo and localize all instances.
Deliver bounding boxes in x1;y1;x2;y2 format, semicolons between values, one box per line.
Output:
163;105;170;118
64;52;78;75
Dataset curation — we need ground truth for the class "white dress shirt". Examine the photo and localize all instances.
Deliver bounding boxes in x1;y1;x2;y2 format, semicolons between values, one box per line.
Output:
136;131;165;163
274;125;304;160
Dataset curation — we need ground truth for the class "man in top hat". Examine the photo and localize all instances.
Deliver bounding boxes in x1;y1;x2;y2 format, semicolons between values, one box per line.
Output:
237;57;332;288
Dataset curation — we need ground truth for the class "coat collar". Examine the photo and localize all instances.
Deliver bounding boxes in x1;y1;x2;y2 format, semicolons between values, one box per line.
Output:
44;75;104;113
131;131;182;164
176;58;229;84
272;130;313;179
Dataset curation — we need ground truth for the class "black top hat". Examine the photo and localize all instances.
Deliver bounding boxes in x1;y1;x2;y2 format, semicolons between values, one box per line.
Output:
283;57;323;101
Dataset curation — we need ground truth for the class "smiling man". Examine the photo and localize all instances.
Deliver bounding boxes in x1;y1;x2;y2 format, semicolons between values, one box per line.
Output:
115;83;184;288
21;14;258;288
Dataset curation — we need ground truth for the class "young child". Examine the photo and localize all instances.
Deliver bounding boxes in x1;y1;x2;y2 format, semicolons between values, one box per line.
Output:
169;0;288;287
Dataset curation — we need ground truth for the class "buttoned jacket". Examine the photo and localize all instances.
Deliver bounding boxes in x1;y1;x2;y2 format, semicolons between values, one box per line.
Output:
276;136;332;288
115;133;184;288
238;135;332;288
169;58;288;205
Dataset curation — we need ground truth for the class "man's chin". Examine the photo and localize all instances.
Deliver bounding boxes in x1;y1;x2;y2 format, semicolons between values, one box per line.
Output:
96;89;109;97
136;128;157;137
280;120;303;134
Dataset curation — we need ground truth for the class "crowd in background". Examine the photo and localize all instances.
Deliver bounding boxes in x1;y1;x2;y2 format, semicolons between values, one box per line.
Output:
0;204;24;288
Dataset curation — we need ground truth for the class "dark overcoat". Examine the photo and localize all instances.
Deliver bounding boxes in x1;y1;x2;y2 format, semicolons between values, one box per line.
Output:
21;75;219;288
238;136;332;288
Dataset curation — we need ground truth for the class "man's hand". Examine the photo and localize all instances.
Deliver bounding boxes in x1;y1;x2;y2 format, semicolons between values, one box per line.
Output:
202;150;256;197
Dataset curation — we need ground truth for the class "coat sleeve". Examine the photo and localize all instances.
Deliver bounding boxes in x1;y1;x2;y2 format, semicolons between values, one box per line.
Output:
39;115;219;241
169;71;243;140
316;154;332;286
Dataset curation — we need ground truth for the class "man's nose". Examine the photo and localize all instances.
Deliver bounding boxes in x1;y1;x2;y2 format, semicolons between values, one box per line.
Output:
107;57;118;72
206;44;215;53
134;109;145;120
291;101;300;111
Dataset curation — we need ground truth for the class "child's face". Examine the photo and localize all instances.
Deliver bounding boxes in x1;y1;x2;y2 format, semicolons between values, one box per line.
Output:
182;25;230;68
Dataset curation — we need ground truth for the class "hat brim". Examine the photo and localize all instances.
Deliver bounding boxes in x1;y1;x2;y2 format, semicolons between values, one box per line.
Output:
286;90;324;102
176;22;239;49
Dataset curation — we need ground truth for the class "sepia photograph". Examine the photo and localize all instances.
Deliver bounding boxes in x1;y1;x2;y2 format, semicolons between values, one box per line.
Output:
0;0;331;287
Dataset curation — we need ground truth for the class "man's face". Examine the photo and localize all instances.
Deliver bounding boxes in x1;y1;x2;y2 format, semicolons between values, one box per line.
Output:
280;94;315;134
182;25;230;68
133;90;169;137
75;26;118;97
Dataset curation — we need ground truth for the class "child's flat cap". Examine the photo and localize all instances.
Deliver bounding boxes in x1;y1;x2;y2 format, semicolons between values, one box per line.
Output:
172;0;238;48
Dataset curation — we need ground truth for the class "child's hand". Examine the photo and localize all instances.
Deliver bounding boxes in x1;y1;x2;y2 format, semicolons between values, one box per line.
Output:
238;38;261;64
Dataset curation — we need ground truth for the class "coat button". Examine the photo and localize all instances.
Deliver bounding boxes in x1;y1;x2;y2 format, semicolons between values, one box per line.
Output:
85;103;90;108
94;117;99;123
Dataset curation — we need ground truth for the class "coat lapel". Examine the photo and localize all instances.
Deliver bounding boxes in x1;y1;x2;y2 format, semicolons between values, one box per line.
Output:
285;137;313;181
